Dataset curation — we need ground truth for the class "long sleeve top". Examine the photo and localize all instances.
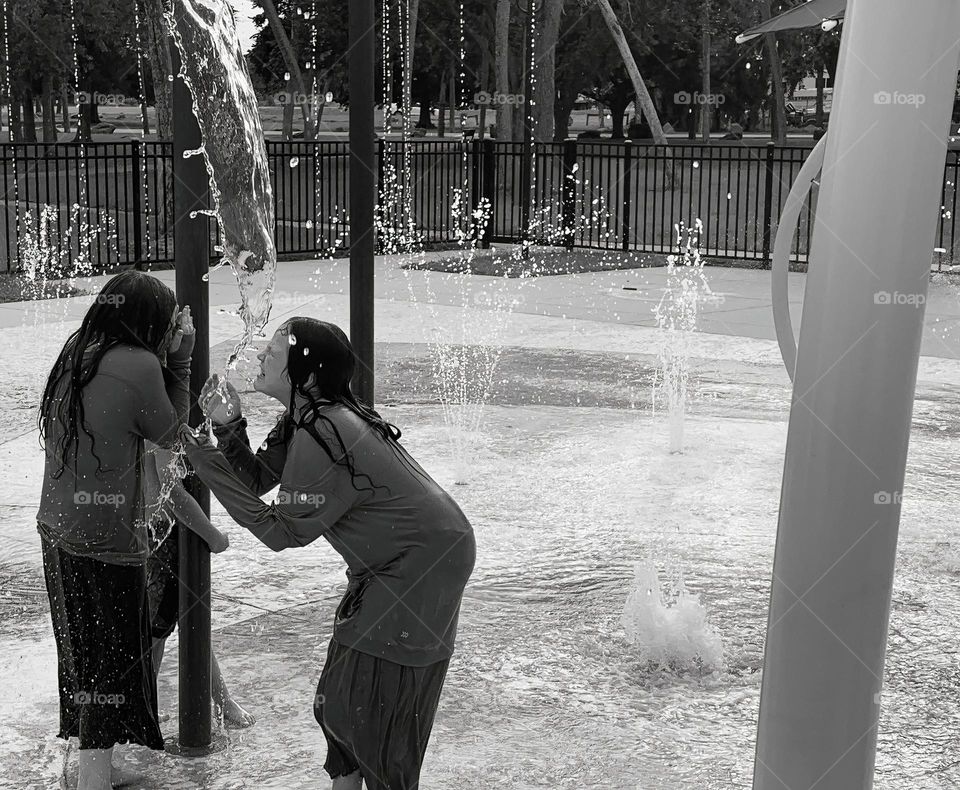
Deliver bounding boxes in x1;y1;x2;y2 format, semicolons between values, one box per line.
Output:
183;403;476;667
36;344;191;565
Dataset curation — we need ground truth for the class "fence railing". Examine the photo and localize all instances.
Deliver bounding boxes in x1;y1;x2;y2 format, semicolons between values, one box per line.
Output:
1;139;957;273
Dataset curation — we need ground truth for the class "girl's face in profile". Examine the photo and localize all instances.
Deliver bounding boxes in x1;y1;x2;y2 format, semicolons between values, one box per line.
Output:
254;326;290;402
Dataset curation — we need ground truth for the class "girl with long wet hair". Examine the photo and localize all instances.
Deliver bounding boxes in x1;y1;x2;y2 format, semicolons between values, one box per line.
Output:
36;270;195;790
180;317;476;790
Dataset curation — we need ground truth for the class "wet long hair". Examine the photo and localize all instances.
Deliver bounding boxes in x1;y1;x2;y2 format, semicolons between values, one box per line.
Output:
38;270;179;479
275;317;425;496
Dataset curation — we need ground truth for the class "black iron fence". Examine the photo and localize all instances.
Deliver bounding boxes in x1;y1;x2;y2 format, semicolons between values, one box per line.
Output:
1;138;957;272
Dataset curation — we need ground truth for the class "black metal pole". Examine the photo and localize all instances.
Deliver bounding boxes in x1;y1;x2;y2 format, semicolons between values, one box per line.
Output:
170;34;212;750
520;2;533;251
349;0;376;407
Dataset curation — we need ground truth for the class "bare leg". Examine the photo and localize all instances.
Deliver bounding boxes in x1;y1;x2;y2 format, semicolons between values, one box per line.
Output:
212;653;255;728
77;747;112;790
331;769;363;790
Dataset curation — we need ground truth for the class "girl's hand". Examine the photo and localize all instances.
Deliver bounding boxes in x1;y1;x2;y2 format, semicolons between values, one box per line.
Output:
167;305;196;363
179;423;212;448
207;530;230;554
200;374;242;425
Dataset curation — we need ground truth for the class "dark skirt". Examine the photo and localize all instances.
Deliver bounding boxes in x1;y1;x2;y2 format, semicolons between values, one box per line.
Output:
314;637;450;790
146;523;180;641
40;533;164;751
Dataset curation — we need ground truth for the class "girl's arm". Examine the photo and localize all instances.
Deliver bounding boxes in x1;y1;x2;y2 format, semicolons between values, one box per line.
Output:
210;414;289;497
148;447;228;552
165;482;229;553
132;352;192;448
180;426;358;552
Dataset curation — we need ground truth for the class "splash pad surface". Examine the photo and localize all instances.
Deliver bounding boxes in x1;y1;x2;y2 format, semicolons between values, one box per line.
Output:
2;260;960;788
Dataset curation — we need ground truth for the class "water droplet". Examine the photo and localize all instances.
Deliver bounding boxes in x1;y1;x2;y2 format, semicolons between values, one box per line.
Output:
167;74;175;82
284;72;291;82
726;192;732;200
290;157;300;168
260;441;269;451
305;219;314;229
201;273;209;282
692;161;700;169
288;334;297;346
303;348;310;356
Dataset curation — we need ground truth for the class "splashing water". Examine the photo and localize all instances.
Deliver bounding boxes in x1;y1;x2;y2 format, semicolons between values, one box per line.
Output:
166;0;277;372
652;220;721;453
621;561;724;673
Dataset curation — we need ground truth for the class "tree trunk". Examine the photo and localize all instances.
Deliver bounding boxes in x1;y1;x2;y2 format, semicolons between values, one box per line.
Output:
494;0;512;140
60;84;71;133
9;93;20;142
448;67;456;131
403;0;421;128
21;92;37;142
478;44;491;139
534;0;563;143
610;94;630;139
760;1;786;144
261;0;314;139
699;0;711;141
417;100;432;128
595;0;667;145
438;76;447;137
141;0;173;139
41;76;57;143
282;95;295;139
139;52;151;138
815;68;825;126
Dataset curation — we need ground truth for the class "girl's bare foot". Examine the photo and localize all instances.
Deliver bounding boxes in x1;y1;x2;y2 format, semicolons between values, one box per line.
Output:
218;696;256;729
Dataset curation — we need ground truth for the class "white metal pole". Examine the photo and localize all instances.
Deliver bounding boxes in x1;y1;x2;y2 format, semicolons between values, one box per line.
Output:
753;1;960;788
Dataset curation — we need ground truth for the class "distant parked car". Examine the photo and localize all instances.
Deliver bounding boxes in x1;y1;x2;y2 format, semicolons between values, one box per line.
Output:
786;102;829;127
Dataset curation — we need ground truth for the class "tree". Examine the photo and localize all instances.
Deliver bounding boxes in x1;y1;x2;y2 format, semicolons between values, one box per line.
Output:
494;0;513;139
255;0;315;139
593;0;667;144
533;0;563;142
760;0;786;142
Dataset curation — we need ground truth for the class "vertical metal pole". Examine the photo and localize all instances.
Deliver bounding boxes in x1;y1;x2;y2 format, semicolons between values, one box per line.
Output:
753;1;960;787
131;140;143;270
519;1;534;252
349;0;375;407
170;35;212;751
761;140;775;267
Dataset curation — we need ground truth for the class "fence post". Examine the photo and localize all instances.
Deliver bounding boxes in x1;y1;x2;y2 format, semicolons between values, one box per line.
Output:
481;138;495;248
562;138;577;250
621;139;633;252
762;140;776;268
131;140;143;270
